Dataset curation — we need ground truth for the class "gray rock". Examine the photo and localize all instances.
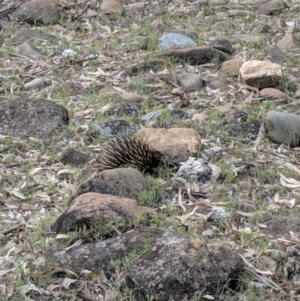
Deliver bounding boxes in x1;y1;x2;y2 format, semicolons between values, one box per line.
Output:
48;227;243;300
68;168;150;204
266;111;300;146
87;119;140;141
257;0;286;15
0;98;68;139
178;73;204;92
158;33;197;50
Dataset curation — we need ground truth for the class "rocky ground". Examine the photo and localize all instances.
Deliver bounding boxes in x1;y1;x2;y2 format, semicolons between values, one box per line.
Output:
1;0;300;300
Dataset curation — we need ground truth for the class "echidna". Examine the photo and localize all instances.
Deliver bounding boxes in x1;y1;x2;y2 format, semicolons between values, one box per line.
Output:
92;136;163;173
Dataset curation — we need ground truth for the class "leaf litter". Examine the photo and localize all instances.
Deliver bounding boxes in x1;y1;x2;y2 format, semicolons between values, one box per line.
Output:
1;0;300;299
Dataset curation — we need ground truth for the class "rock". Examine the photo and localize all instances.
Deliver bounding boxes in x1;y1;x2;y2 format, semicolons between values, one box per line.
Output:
68;168;150;204
51;193;144;233
231;34;266;44
277;34;300;50
11;0;60;23
100;0;124;16
10;28;57;45
0;98;68;139
239;60;282;89
134;128;202;165
178;73;204;92
86;120;140;141
126;232;242;299
257;0;286;15
266;111;300;146
158;33;197;50
259;88;285;99
209;39;234;54
48;227;243;299
221;59;242;76
101;103;142;116
163;46;229;65
61;148;91;167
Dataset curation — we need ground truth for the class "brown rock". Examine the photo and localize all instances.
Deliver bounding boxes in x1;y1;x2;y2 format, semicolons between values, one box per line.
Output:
48;227;243;299
51;193;140;233
100;0;124;16
11;0;60;23
163;46;229;65
277;34;300;50
134;128;202;164
0;98;68;139
239;60;282;88
257;0;286;15
221;59;242;76
68;168;150;204
259;88;285;99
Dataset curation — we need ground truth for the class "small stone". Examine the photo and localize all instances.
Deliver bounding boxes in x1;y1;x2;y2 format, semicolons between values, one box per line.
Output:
178;73;204;92
266;111;300;146
239;60;282;89
18;42;42;60
100;0;124;16
260;88;285;99
221;59;242;76
158;33;197;50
